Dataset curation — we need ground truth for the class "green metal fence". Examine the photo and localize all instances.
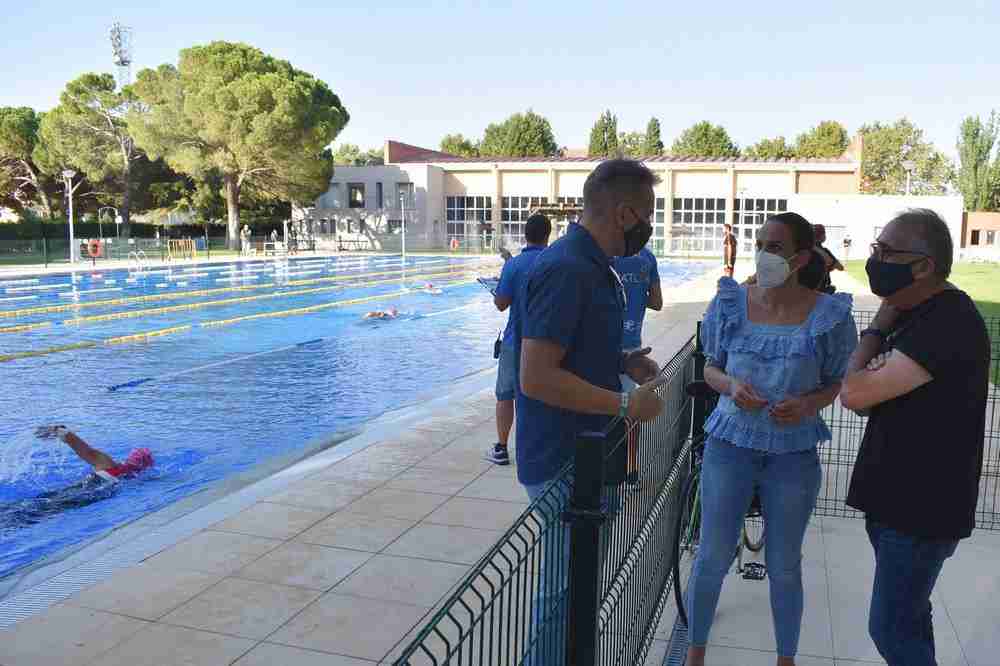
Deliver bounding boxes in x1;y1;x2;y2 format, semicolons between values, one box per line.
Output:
393;339;699;666
394;308;1000;665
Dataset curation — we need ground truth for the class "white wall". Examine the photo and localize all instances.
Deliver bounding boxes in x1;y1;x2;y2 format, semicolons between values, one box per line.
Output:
788;194;965;260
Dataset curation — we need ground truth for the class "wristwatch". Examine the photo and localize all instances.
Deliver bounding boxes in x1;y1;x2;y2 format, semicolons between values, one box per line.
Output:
619;391;631;419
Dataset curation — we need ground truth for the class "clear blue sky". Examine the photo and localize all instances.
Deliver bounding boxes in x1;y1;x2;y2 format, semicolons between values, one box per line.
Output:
3;1;998;158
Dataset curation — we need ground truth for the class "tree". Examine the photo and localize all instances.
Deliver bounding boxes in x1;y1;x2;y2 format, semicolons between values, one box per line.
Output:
331;144;382;166
129;41;349;248
670;121;739;158
588;110;619;157
33;73;143;234
479;110;558;157
744;136;795;160
440;133;479;158
0;106;55;217
858;118;954;195
795;120;849;158
643;117;664;156
618;131;646;159
957;112;999;211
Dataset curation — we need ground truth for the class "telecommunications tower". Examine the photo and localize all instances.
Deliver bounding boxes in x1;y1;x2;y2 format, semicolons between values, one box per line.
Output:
109;22;133;89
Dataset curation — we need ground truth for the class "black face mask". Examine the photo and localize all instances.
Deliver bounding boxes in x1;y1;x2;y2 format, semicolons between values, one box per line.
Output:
865;256;922;297
623;215;653;257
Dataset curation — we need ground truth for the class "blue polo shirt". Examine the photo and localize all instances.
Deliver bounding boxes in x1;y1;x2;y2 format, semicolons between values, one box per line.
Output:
613;248;660;350
496;245;544;345
512;223;625;486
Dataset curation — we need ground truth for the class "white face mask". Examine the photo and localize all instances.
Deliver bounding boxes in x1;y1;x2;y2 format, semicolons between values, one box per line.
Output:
755;250;792;288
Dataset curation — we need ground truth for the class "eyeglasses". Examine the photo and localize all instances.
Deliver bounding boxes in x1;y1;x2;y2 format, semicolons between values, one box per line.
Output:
869;242;932;261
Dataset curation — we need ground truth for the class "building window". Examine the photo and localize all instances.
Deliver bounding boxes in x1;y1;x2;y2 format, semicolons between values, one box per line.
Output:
348;183;365;208
649;197;667;255
671;197;729;253
376;182;383;209
729;197;787;254
445;195;493;238
972;230;981;245
397;183;415;208
326;183;342;209
501;196;549;244
987;231;996;245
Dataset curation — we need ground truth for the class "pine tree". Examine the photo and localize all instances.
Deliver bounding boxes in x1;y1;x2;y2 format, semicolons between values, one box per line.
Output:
588;110;619;157
642;117;664;156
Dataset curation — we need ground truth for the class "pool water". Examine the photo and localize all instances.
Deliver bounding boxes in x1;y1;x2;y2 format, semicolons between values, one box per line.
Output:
0;254;712;582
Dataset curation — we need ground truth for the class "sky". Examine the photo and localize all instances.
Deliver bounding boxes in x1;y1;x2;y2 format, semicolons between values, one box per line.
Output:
3;1;998;159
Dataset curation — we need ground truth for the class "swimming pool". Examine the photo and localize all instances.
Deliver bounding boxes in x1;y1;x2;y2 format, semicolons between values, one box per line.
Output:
0;254;713;582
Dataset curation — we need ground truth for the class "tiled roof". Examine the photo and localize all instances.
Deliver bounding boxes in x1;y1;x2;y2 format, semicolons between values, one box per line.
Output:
425;154;854;165
385;140;458;163
386;141;855;165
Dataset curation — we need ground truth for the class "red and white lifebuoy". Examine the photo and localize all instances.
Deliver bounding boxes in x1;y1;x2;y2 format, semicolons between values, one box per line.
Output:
450;238;460;251
87;239;103;258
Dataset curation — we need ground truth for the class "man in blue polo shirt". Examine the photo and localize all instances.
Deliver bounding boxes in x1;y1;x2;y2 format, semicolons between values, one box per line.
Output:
514;159;669;665
486;213;551;465
614;247;663;489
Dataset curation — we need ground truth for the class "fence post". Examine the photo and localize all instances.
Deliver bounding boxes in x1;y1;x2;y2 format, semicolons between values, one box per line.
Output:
42;237;48;268
691;321;709;442
564;430;606;666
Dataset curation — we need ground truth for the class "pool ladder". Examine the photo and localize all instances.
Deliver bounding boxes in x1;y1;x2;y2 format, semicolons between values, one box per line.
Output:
128;250;148;277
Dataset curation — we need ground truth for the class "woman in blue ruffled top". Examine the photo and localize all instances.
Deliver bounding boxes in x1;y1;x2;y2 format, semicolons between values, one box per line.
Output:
687;213;857;666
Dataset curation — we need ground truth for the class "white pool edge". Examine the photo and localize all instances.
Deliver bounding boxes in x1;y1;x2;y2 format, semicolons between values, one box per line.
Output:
0;366;495;628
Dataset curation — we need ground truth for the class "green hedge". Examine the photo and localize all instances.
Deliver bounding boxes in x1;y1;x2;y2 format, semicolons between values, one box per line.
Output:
0;219;288;241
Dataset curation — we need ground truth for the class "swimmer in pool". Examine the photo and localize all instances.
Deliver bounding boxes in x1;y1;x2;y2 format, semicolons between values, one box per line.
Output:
0;427;154;530
35;426;154;483
423;283;443;295
363;307;399;320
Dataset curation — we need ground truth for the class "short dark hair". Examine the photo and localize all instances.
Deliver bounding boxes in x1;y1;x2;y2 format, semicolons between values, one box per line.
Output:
524;213;552;245
767;212;815;253
583;159;660;214
889;208;953;279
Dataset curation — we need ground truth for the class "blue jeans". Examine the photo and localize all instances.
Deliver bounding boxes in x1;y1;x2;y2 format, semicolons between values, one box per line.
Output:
687;439;821;657
865;520;958;666
520;475;622;665
495;342;517;401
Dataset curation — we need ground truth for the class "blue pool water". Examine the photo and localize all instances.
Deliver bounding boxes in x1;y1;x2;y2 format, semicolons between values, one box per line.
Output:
0;254;712;581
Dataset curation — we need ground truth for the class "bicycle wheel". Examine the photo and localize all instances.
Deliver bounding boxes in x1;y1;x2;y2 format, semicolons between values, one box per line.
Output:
672;471;701;627
742;514;765;553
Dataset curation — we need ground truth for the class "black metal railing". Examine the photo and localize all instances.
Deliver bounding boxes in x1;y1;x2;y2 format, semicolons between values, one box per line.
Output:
393;339;698;666
395;309;1000;666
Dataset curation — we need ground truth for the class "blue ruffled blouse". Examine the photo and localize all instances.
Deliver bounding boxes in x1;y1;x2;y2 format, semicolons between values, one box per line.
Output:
701;277;858;454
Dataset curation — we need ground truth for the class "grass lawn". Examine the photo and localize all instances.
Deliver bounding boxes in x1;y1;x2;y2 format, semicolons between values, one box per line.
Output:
845;260;1000;324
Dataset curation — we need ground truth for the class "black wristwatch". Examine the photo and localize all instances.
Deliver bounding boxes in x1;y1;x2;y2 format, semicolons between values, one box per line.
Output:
859;328;886;341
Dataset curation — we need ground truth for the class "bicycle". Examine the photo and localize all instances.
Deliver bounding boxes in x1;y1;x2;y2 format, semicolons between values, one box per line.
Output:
672;380;767;628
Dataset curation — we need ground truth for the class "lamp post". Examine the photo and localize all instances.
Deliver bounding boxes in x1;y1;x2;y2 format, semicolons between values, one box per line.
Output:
62;169;77;262
902;159;917;196
399;192;407;263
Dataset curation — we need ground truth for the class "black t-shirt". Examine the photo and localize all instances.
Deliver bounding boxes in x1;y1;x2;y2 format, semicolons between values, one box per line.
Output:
846;289;990;539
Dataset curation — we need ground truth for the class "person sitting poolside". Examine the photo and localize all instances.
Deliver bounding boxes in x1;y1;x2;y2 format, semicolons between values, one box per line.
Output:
363;307;399;320
35;426;154;483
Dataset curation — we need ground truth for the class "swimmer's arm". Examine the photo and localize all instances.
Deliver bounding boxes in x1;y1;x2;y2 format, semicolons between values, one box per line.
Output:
61;431;117;471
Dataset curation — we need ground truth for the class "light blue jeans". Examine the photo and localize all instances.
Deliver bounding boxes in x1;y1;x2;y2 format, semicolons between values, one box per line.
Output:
687;438;822;657
520;475;621;665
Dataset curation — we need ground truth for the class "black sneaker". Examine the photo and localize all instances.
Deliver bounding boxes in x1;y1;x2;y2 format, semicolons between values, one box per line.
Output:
484;443;510;465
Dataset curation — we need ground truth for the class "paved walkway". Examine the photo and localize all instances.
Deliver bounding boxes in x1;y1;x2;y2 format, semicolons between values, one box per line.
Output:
1;263;997;665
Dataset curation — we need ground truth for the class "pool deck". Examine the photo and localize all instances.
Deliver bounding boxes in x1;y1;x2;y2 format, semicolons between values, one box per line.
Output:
2;264;999;665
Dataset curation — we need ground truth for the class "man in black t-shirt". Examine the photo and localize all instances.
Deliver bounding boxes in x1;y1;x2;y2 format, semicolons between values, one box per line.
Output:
840;209;989;666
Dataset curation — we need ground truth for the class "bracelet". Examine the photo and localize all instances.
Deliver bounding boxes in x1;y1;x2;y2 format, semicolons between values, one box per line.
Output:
618;391;631;419
859;328;886;341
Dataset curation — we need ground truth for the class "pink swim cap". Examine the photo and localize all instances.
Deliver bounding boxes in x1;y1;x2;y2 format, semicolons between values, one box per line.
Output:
122;448;154;474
